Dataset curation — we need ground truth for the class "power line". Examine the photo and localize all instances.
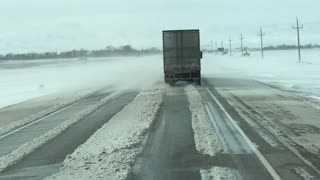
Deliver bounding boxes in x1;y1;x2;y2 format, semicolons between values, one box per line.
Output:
215;41;218;54
292;16;303;62
258;27;266;59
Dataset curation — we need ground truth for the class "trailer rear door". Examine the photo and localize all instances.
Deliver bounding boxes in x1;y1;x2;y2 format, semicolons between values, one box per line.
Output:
163;30;201;73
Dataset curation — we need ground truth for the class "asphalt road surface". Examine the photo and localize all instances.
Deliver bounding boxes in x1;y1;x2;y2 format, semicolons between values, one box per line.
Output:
130;86;202;180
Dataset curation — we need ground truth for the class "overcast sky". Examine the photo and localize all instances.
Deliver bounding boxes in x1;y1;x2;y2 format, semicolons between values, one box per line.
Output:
0;0;319;53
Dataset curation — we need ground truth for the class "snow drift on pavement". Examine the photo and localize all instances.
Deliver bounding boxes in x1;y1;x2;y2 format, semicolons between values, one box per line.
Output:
200;167;236;180
185;86;236;180
185;85;223;156
44;86;164;180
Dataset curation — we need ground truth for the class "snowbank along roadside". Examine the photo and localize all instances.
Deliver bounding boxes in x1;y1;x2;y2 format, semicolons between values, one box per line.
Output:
44;85;164;180
0;90;121;172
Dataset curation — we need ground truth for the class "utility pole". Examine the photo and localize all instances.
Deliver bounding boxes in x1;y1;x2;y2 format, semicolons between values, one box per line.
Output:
229;37;232;55
292;17;303;62
258;27;266;59
221;41;224;48
55;48;58;57
215;41;218;54
240;34;244;56
210;40;213;53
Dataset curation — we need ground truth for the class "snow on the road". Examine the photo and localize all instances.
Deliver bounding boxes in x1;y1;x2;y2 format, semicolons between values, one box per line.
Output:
185;85;223;157
218;87;320;161
0;91;121;172
294;167;315;180
0;89;96;136
200;167;236;180
44;86;164;180
203;49;320;98
0;55;162;109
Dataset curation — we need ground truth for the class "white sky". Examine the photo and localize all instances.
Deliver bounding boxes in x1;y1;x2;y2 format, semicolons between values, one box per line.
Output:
0;0;319;53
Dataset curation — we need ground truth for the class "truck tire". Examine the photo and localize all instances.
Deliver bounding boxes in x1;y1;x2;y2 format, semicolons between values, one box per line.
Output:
196;79;201;86
165;79;175;86
169;81;175;86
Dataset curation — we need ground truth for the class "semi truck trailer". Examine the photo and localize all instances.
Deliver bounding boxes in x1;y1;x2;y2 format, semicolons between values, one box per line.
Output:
162;29;202;85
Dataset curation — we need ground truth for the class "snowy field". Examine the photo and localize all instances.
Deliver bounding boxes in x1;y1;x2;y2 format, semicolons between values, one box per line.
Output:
0;56;163;109
202;49;320;97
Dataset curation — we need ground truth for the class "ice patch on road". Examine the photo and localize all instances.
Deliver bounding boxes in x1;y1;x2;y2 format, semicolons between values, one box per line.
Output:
200;167;236;180
44;86;164;180
0;91;120;172
185;85;223;156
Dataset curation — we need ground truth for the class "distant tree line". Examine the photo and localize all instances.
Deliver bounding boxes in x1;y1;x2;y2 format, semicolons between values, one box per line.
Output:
246;44;320;51
0;45;162;61
263;44;320;51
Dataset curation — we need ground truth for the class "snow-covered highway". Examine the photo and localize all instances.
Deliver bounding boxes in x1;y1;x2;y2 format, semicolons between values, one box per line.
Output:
1;80;320;180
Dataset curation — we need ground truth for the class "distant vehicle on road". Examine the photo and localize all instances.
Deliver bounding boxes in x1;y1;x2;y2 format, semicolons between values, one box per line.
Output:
243;51;250;56
223;49;228;55
218;47;224;52
78;57;88;60
162;29;202;85
218;47;228;55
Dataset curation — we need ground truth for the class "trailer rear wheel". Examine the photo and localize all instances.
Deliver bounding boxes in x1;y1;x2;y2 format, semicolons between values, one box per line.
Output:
196;79;201;86
169;81;176;86
165;79;175;86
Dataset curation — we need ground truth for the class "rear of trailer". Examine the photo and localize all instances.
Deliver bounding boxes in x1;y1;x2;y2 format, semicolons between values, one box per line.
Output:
162;29;202;85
